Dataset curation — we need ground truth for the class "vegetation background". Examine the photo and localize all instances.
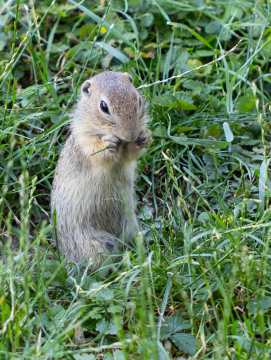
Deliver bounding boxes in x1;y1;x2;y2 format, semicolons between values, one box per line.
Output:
1;0;271;359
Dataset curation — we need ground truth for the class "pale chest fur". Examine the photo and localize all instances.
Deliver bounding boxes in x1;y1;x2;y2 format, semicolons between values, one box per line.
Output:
78;163;136;233
52;136;137;236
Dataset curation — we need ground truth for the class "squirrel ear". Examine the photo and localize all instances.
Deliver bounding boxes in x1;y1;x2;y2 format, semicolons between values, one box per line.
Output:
81;80;92;96
124;72;133;84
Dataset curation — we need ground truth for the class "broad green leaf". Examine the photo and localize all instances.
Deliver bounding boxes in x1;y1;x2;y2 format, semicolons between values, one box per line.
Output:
90;283;114;301
114;350;126;360
37;307;66;331
160;316;191;340
235;91;256;113
177;126;193;134
188;59;212;75
198;212;211;223
171;333;197;355
182;80;215;94
140;28;148;41
50;306;65;322
153;93;196;110
175;92;196;110
195;50;215;57
79;24;97;40
104;354;114;360
178;99;197;110
143;13;154;27
208;124;222;138
210;96;221;110
153;94;177;107
37;313;52;330
168;22;213;49
96;318;109;333
170;135;229;149
152;127;167;138
106;318;122;335
107;305;123;314
88;307;103;320
205;21;221;34
93;317;122;336
175;50;189;67
139;204;154;220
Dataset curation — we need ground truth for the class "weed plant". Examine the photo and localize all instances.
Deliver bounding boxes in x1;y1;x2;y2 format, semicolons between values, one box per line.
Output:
0;0;271;359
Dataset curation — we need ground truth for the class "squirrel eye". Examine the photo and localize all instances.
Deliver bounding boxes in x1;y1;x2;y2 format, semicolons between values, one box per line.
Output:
100;100;110;114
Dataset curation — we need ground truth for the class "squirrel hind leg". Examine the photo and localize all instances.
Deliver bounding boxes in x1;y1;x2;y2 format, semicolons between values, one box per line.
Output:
59;228;119;268
104;239;115;252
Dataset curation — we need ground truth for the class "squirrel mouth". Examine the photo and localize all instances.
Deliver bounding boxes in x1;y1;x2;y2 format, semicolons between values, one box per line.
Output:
119;132;139;143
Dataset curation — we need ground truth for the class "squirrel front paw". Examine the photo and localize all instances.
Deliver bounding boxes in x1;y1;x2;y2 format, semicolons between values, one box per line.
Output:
102;135;122;152
135;130;152;149
126;130;152;155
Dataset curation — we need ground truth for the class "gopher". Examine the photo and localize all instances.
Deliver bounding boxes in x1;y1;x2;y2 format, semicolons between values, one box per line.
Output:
51;71;151;270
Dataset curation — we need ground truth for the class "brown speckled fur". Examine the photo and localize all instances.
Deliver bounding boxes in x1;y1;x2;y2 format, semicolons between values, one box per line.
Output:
51;71;151;269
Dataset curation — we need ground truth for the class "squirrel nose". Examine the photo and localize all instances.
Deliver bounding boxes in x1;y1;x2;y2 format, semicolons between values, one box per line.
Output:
120;131;138;142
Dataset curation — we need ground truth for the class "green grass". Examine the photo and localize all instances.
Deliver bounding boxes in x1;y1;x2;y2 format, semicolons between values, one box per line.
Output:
1;0;271;359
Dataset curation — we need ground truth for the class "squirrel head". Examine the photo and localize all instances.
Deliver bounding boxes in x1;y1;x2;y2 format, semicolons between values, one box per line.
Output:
72;71;149;144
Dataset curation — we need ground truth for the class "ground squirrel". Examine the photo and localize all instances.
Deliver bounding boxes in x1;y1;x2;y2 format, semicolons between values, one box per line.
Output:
51;71;151;270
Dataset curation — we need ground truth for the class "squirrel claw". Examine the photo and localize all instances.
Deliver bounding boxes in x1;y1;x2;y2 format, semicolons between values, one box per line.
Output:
135;130;152;149
102;135;122;152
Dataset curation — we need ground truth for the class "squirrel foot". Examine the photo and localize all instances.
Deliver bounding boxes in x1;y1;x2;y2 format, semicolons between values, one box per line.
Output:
102;135;122;153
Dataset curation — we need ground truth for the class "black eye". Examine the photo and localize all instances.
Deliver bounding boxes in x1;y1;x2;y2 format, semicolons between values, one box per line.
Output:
100;100;110;114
